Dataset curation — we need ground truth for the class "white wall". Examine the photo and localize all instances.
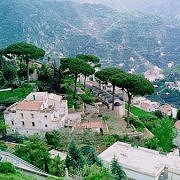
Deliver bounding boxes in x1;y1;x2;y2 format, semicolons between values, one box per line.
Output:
5;109;67;136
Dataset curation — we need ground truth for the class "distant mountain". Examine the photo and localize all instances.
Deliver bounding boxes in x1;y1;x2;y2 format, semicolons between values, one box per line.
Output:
71;0;180;18
0;0;180;72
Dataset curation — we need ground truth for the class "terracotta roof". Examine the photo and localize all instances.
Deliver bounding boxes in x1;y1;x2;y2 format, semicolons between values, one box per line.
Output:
175;121;180;130
15;101;43;111
161;105;172;115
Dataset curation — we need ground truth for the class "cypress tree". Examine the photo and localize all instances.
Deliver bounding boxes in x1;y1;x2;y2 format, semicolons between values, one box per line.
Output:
111;157;127;180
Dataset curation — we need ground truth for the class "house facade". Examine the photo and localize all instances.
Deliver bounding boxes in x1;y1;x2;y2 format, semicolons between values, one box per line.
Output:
4;92;80;136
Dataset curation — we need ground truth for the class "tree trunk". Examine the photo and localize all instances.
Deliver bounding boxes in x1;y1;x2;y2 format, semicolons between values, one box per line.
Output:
10;78;13;92
112;84;115;110
45;161;49;173
73;73;77;99
26;60;30;84
84;75;86;88
127;93;132;128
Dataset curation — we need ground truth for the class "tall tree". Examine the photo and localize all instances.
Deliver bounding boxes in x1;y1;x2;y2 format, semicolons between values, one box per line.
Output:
3;42;45;84
82;64;95;88
65;141;84;171
109;72;125;110
80;145;102;167
61;58;88;99
49;156;65;177
37;64;56;92
177;109;180;120
95;67;123;110
76;54;100;66
113;73;154;127
111;157;127;180
2;63;17;91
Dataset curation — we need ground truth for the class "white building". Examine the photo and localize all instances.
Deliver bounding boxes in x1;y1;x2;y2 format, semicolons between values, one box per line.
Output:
4;92;81;136
144;66;165;82
99;142;180;180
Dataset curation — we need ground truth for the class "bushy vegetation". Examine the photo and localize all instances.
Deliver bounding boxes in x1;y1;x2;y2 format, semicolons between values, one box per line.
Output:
14;136;50;172
80;94;94;105
83;164;115;180
0;162;36;180
0;84;32;106
152;118;175;152
0;172;36;180
111;157;127;180
129;105;175;152
125;116;145;132
0;162;16;174
0;140;7;151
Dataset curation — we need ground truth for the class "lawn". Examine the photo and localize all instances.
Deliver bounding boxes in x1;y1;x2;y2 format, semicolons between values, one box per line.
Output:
0;85;33;106
129;105;156;120
0;172;36;180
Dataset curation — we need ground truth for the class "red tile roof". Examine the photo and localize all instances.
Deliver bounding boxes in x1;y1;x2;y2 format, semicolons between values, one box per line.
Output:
15;101;43;111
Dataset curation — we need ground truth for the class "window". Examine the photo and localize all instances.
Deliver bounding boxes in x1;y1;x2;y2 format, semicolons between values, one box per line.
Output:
22;121;25;126
44;115;47;119
21;113;24;118
31;114;34;118
12;129;14;132
11;121;14;126
32;122;35;127
45;124;47;127
27;131;28;134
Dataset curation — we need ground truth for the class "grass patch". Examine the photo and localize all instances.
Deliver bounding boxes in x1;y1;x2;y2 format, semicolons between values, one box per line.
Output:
0;84;33;106
128;105;156;120
0;172;37;180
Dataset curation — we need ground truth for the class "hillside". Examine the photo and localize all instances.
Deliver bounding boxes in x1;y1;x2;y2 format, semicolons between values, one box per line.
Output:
72;0;180;18
0;0;180;72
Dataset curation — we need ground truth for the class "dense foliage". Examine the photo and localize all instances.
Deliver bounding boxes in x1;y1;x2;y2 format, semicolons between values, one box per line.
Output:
14;136;50;172
0;84;33;106
111;157;127;180
0;162;16;174
3;42;45;83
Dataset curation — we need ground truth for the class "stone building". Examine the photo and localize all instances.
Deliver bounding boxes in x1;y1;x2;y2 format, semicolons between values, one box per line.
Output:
4;92;81;136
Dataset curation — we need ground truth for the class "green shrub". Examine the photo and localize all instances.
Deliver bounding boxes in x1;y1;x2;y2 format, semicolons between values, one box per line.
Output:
153;110;164;119
125;116;145;129
152;118;175;152
143;118;159;131
144;137;159;150
122;135;132;143
80;94;94;105
111;134;121;141
0;141;7;151
0;84;32;106
0;162;16;173
104;135;116;146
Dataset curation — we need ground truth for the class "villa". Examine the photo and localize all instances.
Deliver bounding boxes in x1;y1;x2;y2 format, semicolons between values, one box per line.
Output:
4;92;81;136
